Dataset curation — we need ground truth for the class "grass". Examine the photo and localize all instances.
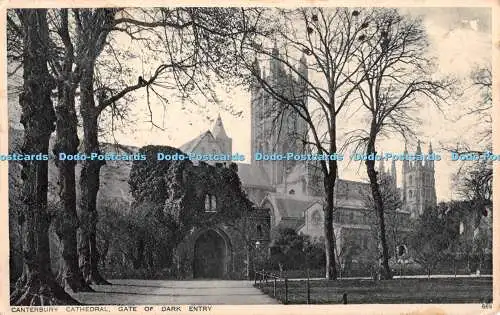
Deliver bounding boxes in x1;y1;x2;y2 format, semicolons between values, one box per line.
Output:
254;277;492;304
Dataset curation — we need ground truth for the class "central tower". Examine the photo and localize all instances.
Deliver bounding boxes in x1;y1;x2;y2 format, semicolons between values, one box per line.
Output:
250;46;309;185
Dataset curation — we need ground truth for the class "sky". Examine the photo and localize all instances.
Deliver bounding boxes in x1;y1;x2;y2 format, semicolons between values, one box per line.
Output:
7;7;492;202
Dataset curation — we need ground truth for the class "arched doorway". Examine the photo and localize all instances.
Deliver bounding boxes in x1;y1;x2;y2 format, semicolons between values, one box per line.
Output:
193;229;229;279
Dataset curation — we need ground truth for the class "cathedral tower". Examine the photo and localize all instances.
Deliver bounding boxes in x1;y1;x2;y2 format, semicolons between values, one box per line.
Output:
250;46;309;186
402;140;437;218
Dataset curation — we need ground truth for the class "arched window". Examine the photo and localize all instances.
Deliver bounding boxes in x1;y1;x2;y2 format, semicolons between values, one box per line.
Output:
397;245;407;257
409;175;413;185
409;190;413;198
256;225;263;238
348;212;354;222
211;195;217;210
204;194;211;211
204;194;217;212
311;210;322;226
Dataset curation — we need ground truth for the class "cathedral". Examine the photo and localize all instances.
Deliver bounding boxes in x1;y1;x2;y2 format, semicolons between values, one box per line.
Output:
179;49;438;269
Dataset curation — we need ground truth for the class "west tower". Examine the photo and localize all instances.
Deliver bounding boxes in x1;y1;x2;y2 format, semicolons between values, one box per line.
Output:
402;141;437;218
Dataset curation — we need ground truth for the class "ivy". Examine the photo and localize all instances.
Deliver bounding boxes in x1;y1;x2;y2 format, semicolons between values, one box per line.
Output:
129;145;253;237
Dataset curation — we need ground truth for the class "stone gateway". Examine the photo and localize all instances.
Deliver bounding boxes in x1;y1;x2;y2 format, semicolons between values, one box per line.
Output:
193;229;229;279
129;146;270;280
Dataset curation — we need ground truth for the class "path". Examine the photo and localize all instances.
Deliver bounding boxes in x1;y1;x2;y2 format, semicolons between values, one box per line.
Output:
72;280;278;305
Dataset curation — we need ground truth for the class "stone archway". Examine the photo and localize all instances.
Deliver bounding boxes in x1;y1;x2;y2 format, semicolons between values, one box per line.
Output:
193;229;230;279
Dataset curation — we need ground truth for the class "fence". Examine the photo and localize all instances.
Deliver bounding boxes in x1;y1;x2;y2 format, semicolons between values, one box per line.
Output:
254;270;316;304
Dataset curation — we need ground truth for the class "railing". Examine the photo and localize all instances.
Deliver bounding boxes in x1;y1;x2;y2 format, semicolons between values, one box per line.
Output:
254;270;313;304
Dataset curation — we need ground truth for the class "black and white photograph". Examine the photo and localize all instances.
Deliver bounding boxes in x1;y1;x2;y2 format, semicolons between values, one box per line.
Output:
4;2;495;311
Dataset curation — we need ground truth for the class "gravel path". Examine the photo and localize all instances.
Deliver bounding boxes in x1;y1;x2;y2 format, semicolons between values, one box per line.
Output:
72;280;279;305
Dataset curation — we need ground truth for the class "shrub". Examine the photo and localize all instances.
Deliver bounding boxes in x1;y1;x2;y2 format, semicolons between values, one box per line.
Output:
97;199;180;279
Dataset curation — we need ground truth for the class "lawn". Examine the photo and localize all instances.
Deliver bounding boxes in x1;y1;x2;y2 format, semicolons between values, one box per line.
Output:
254;277;492;304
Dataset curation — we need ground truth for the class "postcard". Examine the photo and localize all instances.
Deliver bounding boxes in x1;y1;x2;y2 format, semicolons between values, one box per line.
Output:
0;1;497;314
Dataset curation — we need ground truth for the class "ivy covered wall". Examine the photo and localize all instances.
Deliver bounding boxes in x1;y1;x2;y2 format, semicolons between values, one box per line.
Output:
128;145;270;279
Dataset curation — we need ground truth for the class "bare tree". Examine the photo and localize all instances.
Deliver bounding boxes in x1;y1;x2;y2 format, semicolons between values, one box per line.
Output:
362;166;414;278
447;63;491;231
72;7;259;284
239;8;401;280
467;65;492;145
452;159;492;234
350;9;451;279
9;9;78;305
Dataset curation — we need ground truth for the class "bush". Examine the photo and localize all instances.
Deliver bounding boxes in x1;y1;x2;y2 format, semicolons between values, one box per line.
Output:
269;228;325;272
97;199;180;279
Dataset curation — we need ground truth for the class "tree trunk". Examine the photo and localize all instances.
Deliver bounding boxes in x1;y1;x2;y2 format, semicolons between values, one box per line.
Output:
245;244;250;280
10;9;79;305
467;254;470;274
78;64;109;285
365;136;392;280
133;238;145;269
453;259;457;277
53;51;93;292
324;171;338;280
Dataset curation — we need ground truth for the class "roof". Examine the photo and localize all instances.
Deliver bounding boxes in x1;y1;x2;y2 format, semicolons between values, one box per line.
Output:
236;163;273;189
276;217;305;231
179;130;215;152
212;114;229;139
263;193;321;219
335;198;369;209
335;178;370;209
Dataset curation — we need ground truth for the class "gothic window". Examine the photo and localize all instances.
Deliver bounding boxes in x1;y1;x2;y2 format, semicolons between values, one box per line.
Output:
397;245;407;257
256;225;263;238
409;190;413;199
311;210;322;226
409;175;413;185
334;211;340;222
204;194;210;211
211;195;217;210
182;169;189;184
204;194;217;212
338;182;348;198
